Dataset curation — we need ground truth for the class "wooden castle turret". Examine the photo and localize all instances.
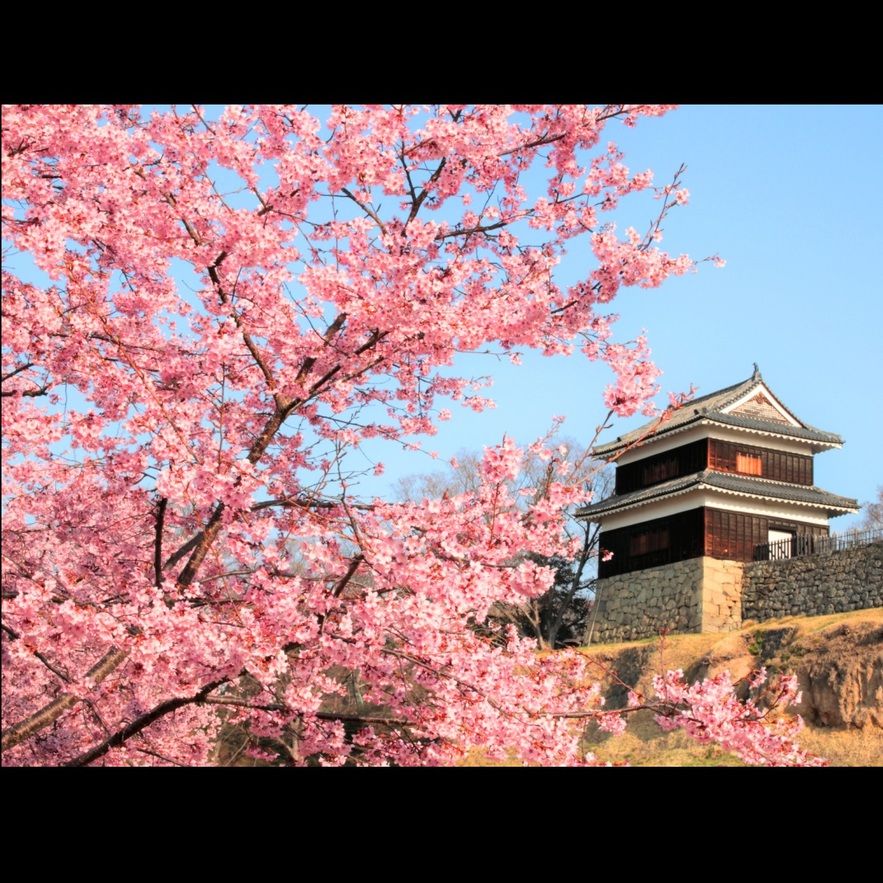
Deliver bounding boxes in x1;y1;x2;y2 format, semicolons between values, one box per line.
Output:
577;367;859;640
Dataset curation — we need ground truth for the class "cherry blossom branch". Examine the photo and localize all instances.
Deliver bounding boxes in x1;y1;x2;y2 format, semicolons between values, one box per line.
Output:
1;646;128;753
163;493;375;572
62;677;229;767
315;554;365;636
1;622;73;684
203;696;411;728
1;362;35;382
435;219;510;241
405;156;450;225
496;132;566;158
293;312;348;385
205;252;282;399
339;187;387;236
635;668;826;766
251;496;375;513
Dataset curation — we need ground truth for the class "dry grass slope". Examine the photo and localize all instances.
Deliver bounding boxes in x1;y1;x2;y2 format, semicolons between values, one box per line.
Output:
575;607;883;767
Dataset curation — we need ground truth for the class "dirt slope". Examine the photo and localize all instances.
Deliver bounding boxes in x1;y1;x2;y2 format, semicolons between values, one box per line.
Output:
577;607;883;766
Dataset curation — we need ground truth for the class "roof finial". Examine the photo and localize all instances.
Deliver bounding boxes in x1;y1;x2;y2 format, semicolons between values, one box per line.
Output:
752;362;761;380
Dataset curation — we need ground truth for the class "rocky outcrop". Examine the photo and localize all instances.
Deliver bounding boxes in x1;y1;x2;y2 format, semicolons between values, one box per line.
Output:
785;622;883;729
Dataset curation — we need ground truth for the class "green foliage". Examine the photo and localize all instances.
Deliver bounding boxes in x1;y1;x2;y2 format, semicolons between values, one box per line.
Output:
747;632;764;656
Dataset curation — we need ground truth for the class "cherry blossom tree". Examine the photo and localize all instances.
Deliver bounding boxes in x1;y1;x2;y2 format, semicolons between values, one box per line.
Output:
392;440;610;650
1;104;815;766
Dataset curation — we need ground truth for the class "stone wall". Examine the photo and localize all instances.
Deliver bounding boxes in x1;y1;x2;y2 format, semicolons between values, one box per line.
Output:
586;540;882;644
699;557;744;632
586;556;742;644
742;540;883;621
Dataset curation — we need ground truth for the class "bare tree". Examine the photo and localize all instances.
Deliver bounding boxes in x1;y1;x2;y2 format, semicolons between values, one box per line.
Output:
859;486;883;531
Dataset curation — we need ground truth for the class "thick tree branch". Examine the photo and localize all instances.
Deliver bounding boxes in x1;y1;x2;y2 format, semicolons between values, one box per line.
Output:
294;312;348;385
203;695;410;728
167;320;379;589
313;553;365;637
163;531;204;571
252;496;374;512
1;386;49;397
62;677;228;767
405;156;448;225
1;647;128;754
153;497;167;589
439;218;509;239
1;362;35;382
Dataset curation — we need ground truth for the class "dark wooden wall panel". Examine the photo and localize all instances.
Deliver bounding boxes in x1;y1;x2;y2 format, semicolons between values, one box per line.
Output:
599;508;705;578
615;440;708;494
599;508;830;577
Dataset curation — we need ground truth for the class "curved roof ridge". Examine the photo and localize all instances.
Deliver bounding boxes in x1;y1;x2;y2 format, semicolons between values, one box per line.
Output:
593;369;842;456
682;371;759;413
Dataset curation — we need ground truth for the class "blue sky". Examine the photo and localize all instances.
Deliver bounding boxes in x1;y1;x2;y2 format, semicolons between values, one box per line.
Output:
360;105;882;529
6;105;880;529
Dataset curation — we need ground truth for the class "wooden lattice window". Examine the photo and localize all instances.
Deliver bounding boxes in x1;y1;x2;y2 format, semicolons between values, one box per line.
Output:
630;526;669;556
709;440;812;484
736;452;762;475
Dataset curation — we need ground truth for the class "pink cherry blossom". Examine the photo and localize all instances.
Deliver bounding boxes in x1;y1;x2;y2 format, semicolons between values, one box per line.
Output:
2;105;815;767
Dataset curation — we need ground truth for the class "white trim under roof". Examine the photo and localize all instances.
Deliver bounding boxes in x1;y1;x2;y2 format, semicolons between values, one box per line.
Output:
599;490;833;531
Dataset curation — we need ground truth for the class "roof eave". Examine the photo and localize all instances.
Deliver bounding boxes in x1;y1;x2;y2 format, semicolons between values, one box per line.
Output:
577;481;859;522
593;416;842;458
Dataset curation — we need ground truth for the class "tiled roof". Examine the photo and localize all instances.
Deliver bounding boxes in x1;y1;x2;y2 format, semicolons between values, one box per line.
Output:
593;367;843;456
576;470;859;520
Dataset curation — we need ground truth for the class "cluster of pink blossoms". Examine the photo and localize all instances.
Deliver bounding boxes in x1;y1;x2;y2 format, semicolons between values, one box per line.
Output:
639;668;827;767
